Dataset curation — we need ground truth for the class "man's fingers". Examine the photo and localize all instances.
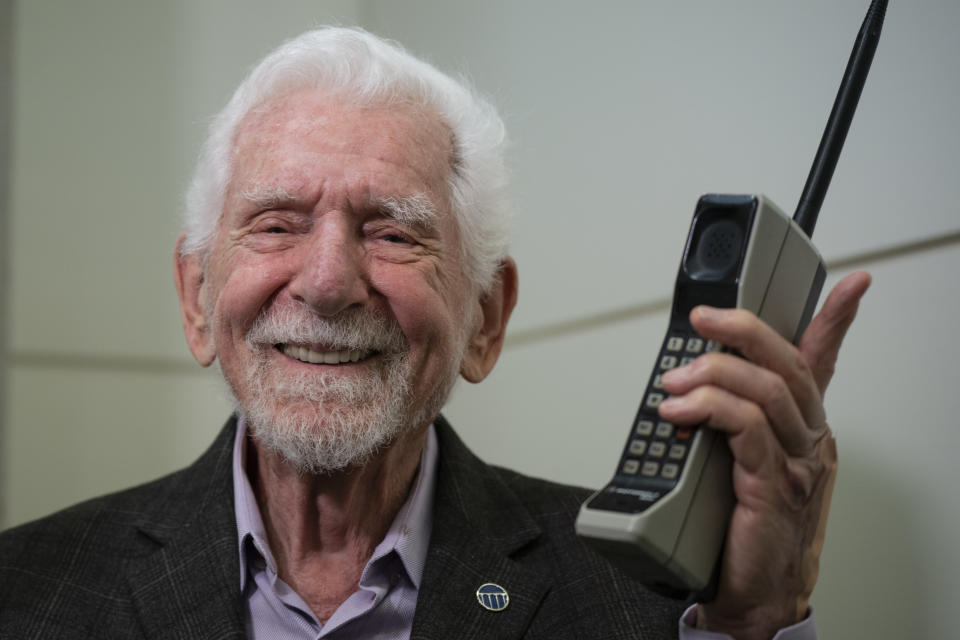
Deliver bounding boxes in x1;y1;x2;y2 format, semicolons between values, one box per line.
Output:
658;385;779;476
662;353;816;457
687;305;824;430
797;271;872;395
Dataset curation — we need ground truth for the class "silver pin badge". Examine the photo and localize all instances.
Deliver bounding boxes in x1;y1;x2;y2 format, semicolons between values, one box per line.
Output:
476;583;509;612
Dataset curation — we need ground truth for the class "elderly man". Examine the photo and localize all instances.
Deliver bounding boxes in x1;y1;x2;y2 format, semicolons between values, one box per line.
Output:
0;27;869;639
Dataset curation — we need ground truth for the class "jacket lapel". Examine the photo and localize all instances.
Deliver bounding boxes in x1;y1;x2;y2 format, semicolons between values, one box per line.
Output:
116;415;553;638
125;418;247;639
411;417;550;640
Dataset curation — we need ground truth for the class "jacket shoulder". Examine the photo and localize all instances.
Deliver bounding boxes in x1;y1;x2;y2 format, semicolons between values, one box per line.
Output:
0;419;238;635
0;467;190;591
487;464;595;530
0;472;187;636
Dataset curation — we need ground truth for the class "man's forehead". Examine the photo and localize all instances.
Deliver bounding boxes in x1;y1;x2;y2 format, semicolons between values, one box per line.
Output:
226;90;456;207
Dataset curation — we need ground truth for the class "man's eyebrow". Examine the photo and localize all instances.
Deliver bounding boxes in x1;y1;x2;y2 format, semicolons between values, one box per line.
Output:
240;185;299;209
372;194;441;231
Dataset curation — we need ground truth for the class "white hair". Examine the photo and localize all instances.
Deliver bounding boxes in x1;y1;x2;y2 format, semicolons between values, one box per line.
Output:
181;26;511;293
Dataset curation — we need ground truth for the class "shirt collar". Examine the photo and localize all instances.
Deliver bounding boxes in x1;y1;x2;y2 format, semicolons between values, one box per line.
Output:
232;417;438;592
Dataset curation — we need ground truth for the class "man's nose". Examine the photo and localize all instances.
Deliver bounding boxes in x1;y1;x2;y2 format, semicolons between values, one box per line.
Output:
287;216;370;315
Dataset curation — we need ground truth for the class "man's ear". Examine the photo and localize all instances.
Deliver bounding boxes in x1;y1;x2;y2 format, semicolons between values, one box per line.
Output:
460;258;518;383
173;234;216;367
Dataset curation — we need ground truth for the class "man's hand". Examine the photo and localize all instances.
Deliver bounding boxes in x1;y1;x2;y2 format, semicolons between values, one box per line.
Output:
658;271;871;640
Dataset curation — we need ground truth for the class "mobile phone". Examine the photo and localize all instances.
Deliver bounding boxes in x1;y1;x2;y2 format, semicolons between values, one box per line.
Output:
575;0;888;598
575;193;823;596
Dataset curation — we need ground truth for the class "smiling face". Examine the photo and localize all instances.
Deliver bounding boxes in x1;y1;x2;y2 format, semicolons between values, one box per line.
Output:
174;90;513;473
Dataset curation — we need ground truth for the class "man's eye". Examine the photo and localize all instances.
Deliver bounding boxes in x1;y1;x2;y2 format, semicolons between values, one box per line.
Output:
265;226;288;234
382;233;410;244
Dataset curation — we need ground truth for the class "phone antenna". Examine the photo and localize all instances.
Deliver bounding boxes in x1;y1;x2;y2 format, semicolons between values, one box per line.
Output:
793;0;888;238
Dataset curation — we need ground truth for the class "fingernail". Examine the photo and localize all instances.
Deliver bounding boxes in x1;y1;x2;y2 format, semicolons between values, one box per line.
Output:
661;367;682;384
693;305;719;321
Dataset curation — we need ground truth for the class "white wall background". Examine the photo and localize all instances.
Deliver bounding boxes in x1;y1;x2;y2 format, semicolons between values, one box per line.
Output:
3;2;958;638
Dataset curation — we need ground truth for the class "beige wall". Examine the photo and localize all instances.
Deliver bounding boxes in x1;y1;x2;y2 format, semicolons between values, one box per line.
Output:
5;2;959;638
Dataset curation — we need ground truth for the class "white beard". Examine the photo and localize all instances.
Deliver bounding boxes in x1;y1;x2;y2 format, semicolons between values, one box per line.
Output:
223;302;464;475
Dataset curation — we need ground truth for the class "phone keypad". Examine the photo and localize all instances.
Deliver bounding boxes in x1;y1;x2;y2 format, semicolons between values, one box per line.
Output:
617;329;724;487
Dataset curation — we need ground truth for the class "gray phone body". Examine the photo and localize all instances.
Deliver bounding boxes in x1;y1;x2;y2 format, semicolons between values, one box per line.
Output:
575;194;825;594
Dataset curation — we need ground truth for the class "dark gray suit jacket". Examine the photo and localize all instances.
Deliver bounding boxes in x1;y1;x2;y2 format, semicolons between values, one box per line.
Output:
0;416;683;639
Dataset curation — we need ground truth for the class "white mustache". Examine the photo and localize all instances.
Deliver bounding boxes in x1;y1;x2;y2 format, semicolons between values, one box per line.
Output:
245;303;407;354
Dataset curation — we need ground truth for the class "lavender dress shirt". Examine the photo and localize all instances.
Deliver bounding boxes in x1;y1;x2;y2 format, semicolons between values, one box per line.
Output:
233;419;438;640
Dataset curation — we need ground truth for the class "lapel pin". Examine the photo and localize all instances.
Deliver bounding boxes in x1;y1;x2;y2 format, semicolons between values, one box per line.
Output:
476;583;509;612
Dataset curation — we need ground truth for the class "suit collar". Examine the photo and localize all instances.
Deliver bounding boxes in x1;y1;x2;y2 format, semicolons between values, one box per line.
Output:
119;414;550;639
411;415;550;640
428;415;542;555
125;417;246;639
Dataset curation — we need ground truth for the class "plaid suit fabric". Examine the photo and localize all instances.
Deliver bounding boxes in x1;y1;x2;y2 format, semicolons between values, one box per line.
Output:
0;417;683;639
0;421;245;639
412;416;683;640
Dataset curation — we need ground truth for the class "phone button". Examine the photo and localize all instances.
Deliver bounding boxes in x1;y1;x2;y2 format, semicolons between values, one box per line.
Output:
628;439;647;456
661;463;679;479
659;356;678;370
641;461;660;477
622;459;640;475
636;420;655;436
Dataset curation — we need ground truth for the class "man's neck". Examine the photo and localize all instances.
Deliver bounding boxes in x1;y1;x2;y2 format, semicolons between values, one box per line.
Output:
248;424;429;623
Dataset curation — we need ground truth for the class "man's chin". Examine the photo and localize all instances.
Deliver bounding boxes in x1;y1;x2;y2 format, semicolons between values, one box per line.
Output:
238;400;409;475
